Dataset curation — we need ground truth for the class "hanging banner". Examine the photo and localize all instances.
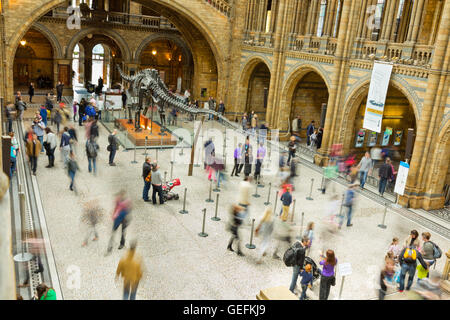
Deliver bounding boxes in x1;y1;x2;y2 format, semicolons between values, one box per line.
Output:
394;161;409;196
363;62;393;133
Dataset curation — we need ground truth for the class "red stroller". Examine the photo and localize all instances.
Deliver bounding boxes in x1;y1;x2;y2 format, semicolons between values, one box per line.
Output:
162;178;181;201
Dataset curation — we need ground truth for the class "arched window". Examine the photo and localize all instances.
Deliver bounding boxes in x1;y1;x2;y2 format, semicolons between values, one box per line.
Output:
72;44;80;85
92;44;104;84
316;0;328;37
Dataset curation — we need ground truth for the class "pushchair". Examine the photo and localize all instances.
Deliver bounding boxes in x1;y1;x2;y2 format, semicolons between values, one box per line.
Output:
303;256;321;285
162;178;181;201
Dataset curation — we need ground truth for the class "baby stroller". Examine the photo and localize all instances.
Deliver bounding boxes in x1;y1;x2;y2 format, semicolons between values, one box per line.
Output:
303;256;321;286
162;178;181;201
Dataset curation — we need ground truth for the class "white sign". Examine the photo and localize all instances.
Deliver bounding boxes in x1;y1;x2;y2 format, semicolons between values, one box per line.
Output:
363;62;393;133
394;161;409;196
337;262;352;276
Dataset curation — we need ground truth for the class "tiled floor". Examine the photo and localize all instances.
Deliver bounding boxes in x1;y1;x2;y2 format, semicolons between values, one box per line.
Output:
30;117;450;300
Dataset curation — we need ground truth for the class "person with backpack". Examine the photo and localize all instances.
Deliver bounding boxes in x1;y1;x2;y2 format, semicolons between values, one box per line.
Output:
421;232;441;268
398;243;429;292
285;236;308;294
227;204;245;256
142;157;153;202
86;137;99;175
319;249;337;300
108;129;119;166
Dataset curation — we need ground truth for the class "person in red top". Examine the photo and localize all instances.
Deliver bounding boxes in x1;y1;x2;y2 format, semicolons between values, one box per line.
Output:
106;190;132;255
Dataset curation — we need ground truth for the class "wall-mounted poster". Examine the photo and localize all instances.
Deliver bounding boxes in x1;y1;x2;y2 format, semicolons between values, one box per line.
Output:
381;127;392;146
394;130;403;146
367;131;378;147
355;129;366;148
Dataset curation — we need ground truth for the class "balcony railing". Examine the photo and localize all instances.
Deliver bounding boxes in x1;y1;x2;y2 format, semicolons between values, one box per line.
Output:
50;7;177;31
204;0;232;18
288;34;337;56
243;31;274;48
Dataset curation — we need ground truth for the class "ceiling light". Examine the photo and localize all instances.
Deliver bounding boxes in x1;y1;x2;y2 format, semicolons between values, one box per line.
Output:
152;49;157;55
20;40;26;46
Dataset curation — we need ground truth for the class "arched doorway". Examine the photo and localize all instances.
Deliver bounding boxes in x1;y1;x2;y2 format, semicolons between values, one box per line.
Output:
138;39;193;93
13;28;54;91
289;71;329;137
245;62;271;120
68;33;124;89
348;85;417;162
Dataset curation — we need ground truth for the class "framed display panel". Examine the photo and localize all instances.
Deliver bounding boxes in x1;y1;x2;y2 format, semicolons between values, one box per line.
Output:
355;129;366;148
394;130;403;146
367;131;378;147
381;127;392;146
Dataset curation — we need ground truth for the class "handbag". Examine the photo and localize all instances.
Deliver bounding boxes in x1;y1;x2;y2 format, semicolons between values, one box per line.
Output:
330;275;336;286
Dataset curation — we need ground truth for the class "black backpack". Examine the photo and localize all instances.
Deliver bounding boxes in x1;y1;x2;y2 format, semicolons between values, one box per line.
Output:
430;241;442;259
283;242;303;267
87;141;97;158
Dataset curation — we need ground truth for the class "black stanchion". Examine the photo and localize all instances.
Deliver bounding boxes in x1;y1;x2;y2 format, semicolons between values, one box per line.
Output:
378;203;388;229
179;188;188;214
131;143;137;164
211;194;221;221
318;175;325;191
274;190;278;214
170;161;174;180
245;218;256;249
156;147;159;162
179;137;184;156
198;208;208;237
296;212;305;240
306;178;314;200
142;136;148;156
205;180;214;202
252;182;260;198
164;171;167;184
290;199;296;225
264;182;272;205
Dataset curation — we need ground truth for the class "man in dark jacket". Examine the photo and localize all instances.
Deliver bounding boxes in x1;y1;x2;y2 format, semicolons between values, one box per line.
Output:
142;157;152;202
56;82;64;102
378;157;393;196
28;83;35;103
289;237;308;293
398;246;429;292
306;120;315;146
108;129;119;166
78;99;86;126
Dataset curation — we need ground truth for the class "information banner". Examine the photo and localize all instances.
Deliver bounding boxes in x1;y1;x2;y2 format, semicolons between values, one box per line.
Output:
394;161;410;196
363;62;393;133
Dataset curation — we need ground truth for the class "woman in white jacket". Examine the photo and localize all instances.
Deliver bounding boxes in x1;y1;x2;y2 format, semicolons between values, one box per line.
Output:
45;127;57;168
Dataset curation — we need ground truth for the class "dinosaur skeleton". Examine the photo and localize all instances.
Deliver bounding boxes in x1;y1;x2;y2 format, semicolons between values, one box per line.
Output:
117;66;286;153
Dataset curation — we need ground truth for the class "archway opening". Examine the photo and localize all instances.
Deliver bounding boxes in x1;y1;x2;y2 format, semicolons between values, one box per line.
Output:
139;39;193;93
289;71;329;138
69;34;123;90
246;62;271;120
13;28;54;93
350;86;417;163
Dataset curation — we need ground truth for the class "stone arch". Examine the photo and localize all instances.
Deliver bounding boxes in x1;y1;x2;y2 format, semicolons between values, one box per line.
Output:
134;33;193;66
236;56;272;116
340;76;420;152
31;22;63;59
65;27;132;62
278;63;331;130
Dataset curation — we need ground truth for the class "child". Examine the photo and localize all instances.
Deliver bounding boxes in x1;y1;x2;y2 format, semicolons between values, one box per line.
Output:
416;263;429;284
303;222;314;250
81;200;104;247
388;237;402;263
299;264;314;300
379;258;395;300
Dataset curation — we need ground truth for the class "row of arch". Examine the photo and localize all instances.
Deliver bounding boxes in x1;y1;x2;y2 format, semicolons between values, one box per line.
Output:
238;55;422;156
19;23;193;65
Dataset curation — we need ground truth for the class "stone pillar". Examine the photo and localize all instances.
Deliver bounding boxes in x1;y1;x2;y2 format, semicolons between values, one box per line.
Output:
356;0;368;39
299;0;310;35
324;0;337;36
265;0;290;128
380;0;398;40
315;0;360;165
407;0;426;43
428;0;444;45
399;0;450;209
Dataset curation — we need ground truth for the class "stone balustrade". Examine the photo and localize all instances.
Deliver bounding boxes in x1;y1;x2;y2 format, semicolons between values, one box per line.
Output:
243;31;274;48
204;0;231;18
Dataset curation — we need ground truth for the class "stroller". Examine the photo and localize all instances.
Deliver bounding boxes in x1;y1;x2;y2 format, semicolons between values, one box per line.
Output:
162;178;181;201
303;256;321;285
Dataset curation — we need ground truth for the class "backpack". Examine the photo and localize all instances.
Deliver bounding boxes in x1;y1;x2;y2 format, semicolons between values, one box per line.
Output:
283;242;303;267
403;247;417;263
87;141;97;158
430;241;442;259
